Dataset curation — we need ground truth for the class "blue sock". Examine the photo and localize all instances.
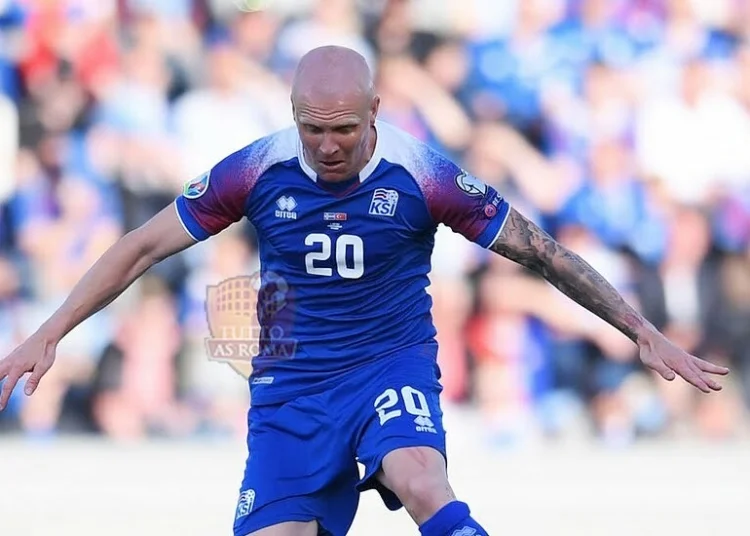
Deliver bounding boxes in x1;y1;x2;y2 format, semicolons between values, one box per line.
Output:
419;501;488;536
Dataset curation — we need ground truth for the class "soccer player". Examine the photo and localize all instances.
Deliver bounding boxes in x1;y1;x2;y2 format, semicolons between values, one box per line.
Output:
0;46;728;536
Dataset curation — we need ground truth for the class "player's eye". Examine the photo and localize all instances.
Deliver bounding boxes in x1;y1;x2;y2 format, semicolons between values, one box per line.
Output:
305;124;323;135
336;126;356;135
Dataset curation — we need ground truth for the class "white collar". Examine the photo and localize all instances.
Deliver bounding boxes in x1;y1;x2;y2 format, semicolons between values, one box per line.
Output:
297;122;383;183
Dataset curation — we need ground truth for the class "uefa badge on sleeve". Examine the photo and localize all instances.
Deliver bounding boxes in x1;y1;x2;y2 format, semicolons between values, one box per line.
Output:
183;171;210;199
454;170;487;197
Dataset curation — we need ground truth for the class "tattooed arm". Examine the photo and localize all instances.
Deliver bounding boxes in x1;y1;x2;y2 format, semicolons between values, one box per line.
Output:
489;208;729;392
490;208;650;344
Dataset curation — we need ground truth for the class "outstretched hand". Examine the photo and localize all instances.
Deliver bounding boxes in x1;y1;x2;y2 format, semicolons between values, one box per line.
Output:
0;334;57;410
639;333;729;393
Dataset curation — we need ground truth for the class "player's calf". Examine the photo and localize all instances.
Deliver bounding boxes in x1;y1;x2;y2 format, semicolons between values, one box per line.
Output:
379;447;489;535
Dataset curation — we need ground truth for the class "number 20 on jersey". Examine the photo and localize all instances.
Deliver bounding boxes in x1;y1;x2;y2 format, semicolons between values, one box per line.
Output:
305;233;364;279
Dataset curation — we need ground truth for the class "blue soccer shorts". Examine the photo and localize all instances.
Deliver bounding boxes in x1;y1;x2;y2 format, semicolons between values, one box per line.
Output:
232;345;447;536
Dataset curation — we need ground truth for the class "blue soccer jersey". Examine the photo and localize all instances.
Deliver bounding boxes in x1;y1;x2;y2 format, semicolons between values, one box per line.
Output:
175;121;510;405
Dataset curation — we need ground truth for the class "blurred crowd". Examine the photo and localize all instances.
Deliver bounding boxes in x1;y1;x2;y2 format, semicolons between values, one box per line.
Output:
1;0;750;447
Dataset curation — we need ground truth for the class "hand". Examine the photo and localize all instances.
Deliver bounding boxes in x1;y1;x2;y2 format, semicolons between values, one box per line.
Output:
0;333;57;410
638;332;729;393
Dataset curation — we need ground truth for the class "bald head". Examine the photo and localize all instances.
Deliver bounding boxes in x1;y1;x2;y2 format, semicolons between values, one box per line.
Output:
290;46;380;183
291;46;374;104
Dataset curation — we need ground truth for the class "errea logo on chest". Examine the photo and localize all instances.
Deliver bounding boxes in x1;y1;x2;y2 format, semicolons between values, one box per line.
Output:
368;188;399;217
276;195;298;220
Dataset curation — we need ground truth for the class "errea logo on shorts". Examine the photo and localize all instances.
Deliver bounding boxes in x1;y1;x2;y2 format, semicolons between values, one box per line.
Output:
414;415;436;434
451;528;478;536
235;489;256;519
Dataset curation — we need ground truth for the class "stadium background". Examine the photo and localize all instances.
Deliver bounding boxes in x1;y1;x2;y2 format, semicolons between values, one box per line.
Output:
0;0;749;534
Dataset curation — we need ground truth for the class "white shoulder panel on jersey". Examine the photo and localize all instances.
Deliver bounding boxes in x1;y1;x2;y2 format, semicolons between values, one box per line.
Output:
361;120;444;183
246;126;301;180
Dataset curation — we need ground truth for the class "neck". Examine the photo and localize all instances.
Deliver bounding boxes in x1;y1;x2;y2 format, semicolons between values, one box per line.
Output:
365;124;377;162
351;124;378;178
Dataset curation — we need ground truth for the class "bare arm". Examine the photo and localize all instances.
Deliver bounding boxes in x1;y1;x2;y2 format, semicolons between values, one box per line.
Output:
39;204;196;344
490;208;652;344
0;203;198;407
489;208;729;392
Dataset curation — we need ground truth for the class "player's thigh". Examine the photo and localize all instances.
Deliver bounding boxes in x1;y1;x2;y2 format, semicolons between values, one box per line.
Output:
234;399;359;536
379;445;449;491
353;357;447;510
241;521;318;536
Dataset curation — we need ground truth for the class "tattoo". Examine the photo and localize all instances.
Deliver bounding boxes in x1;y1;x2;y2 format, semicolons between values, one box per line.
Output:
490;208;648;343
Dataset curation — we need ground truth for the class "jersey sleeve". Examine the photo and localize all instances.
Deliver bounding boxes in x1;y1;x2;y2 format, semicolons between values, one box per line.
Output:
417;150;511;248
174;146;260;241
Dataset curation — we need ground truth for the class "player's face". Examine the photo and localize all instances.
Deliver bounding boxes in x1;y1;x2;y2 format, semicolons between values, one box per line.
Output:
294;93;379;182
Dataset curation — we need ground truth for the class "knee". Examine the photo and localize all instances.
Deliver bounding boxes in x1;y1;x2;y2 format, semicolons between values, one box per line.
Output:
400;471;449;516
380;448;453;523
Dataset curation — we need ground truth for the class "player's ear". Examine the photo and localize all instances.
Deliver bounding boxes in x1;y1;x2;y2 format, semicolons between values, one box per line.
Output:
370;94;380;125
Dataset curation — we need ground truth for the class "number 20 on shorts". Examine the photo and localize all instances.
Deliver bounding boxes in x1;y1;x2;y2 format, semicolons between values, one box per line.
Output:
374;386;431;425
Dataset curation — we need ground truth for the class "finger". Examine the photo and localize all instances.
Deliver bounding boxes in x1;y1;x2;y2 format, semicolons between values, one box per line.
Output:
24;360;53;396
0;371;22;410
0;359;10;381
24;360;52;396
703;376;723;392
678;364;711;394
694;358;730;376
646;358;676;382
685;360;724;391
695;368;723;392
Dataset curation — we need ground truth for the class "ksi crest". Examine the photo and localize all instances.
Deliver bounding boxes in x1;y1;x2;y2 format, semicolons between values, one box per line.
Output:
235;489;256;519
183;171;210;199
368;188;399;217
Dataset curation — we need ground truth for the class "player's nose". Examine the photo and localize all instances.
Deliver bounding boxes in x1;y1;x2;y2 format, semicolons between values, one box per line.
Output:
319;133;339;156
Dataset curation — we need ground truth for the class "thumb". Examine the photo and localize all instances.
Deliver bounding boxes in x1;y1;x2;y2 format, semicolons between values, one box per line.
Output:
24;360;53;396
646;357;676;381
